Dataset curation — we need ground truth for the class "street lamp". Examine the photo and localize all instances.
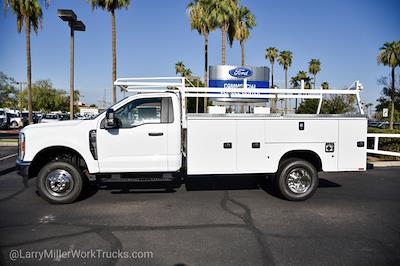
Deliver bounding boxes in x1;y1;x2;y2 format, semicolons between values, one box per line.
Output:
58;9;86;120
11;81;26;118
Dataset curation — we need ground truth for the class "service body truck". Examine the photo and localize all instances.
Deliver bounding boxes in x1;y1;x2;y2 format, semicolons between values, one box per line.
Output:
16;77;367;203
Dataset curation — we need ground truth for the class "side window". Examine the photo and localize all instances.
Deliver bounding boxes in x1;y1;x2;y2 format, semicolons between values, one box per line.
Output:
115;97;162;128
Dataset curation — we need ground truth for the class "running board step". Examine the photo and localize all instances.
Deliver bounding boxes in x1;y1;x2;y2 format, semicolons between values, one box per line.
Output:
97;173;177;183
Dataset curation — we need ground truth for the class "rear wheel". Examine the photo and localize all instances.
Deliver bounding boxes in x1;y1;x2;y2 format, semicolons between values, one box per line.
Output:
276;158;318;201
37;160;83;204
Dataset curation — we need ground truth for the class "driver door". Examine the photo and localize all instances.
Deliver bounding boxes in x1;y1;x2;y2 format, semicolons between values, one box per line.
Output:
96;96;170;173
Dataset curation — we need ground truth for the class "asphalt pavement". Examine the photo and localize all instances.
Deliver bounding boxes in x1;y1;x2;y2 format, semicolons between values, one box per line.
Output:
0;146;399;265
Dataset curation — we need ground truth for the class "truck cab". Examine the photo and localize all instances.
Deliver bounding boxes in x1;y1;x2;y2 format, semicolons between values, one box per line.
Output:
96;93;181;173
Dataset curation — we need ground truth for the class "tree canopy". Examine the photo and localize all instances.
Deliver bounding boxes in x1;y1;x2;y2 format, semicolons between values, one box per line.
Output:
3;0;45;33
17;79;79;113
87;0;130;11
290;71;312;89
377;41;400;68
0;72;18;108
188;0;215;36
278;50;293;70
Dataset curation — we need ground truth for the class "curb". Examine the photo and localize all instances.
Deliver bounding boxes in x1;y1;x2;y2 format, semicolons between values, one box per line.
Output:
370;161;400;167
0;139;18;147
0;142;18;147
0;130;19;134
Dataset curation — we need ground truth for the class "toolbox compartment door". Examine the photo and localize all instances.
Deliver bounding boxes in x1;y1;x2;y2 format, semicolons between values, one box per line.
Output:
187;119;237;174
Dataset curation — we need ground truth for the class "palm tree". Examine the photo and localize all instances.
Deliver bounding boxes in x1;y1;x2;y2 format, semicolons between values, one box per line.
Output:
3;0;46;124
175;61;186;76
175;62;192;79
234;6;255;66
290;71;311;89
278;50;293;113
188;0;215;112
377;41;400;129
265;47;278;88
290;70;311;109
321;81;329;90
265;47;278;112
182;68;193;79
308;59;321;89
88;0;131;104
210;0;238;65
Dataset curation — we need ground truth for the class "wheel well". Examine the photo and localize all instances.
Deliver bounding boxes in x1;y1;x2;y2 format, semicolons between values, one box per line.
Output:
29;146;88;179
279;150;322;172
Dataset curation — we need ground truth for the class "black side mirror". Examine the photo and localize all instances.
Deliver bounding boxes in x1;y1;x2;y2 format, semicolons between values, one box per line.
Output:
105;109;117;129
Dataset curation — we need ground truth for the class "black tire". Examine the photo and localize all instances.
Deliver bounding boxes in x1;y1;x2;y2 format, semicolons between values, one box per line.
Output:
276;158;318;201
37;160;83;204
11;121;18;128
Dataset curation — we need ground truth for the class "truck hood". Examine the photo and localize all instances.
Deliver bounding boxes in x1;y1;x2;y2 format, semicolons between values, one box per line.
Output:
21;119;97;133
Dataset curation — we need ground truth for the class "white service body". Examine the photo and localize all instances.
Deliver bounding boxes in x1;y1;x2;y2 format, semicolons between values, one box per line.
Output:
187;115;367;174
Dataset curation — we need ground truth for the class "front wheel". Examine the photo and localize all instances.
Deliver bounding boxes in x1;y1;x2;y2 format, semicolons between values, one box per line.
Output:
276;158;319;201
37;160;83;204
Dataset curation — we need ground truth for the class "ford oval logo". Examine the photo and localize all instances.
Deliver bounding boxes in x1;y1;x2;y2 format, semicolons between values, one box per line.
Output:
229;67;253;78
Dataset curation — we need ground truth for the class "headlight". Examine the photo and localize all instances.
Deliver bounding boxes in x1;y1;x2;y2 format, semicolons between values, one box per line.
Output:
19;132;25;160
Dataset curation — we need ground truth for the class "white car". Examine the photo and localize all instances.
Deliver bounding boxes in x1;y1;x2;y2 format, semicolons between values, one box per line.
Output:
40;114;69;123
0;109;23;128
8;113;23;128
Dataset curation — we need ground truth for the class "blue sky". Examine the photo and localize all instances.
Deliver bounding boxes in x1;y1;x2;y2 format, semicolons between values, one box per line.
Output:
1;0;399;107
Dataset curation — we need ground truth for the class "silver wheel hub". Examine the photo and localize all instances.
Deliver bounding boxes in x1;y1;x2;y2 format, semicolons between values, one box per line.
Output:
46;169;73;196
287;168;312;194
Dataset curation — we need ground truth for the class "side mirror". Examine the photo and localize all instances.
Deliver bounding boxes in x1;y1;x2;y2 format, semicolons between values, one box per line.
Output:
105;109;117;129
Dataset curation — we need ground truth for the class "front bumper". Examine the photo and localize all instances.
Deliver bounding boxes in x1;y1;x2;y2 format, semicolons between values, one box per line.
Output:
16;159;31;179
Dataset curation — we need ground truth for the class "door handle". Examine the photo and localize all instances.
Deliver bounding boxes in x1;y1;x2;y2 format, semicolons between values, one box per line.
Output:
252;142;260;149
148;132;163;136
223;142;232;149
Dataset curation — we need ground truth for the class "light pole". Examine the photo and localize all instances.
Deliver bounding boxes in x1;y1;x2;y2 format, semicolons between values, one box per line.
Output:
11;81;26;118
58;9;85;120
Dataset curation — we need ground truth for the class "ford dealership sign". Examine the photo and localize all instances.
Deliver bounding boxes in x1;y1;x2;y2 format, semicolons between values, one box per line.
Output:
229;67;253;78
209;65;269;89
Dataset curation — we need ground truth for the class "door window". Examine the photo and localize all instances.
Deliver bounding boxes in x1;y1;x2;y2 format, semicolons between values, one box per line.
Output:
115;98;162;128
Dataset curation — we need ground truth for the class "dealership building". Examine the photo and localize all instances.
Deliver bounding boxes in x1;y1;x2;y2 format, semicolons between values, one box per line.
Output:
208;65;270;113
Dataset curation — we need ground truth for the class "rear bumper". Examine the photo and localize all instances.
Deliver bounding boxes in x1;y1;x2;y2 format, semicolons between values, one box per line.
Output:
16;159;31;179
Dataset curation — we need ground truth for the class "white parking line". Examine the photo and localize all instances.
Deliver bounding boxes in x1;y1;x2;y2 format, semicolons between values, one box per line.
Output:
0;153;18;161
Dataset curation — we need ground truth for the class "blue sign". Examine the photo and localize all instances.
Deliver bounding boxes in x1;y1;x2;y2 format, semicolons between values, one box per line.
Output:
228;67;253;78
209;80;269;88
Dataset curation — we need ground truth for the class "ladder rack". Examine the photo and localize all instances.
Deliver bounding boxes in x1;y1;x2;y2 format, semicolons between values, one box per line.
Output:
114;77;365;127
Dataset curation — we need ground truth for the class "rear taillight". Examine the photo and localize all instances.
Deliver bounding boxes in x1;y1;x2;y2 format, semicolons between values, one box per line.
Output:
19;132;25;160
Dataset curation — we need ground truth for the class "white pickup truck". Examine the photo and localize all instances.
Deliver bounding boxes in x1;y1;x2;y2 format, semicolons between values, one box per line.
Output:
16;77;367;203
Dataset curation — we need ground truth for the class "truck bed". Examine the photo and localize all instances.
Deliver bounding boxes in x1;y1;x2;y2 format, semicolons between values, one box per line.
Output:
186;114;367;175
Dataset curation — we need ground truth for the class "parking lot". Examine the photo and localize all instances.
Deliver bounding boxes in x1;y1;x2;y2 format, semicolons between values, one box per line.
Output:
0;146;399;265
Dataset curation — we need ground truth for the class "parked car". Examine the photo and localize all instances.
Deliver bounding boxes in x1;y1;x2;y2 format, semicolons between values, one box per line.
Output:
368;120;380;128
0;109;23;129
8;113;23;128
40;113;69;123
21;112;40;125
376;121;400;129
0;109;7;129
